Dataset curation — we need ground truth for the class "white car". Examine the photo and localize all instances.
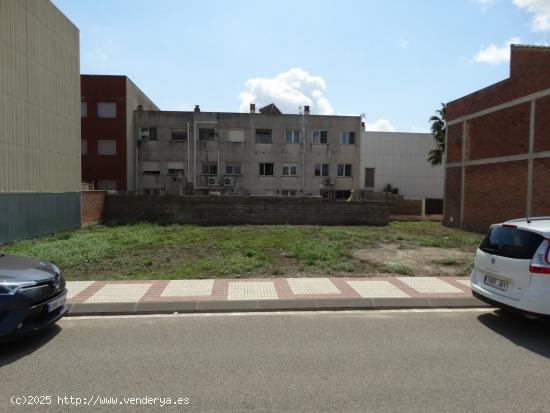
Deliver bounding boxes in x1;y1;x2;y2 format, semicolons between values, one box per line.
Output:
470;217;550;318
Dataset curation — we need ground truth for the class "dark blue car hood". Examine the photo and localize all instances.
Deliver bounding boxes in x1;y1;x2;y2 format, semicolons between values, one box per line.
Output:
0;254;58;283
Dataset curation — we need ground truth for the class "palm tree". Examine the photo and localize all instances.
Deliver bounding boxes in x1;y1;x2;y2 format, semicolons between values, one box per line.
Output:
427;103;447;166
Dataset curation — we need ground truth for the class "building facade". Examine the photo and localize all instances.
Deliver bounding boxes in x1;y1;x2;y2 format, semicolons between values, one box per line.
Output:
0;0;80;244
134;105;362;199
444;45;550;231
360;131;444;200
81;75;158;191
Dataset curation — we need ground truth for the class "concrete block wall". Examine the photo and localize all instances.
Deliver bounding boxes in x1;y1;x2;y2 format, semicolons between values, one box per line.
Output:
104;195;389;226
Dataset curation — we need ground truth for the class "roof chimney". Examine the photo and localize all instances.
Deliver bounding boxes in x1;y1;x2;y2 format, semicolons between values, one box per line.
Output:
304;105;310;115
250;103;256;113
194;105;200;113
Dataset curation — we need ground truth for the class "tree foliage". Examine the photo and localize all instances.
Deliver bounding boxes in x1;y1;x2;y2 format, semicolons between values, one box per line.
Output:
428;103;447;166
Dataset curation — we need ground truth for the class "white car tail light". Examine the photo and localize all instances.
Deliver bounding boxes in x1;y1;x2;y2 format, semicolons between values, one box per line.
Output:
529;239;550;274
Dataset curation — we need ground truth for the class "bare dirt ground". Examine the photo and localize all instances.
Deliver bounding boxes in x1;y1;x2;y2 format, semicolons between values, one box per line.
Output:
352;243;474;277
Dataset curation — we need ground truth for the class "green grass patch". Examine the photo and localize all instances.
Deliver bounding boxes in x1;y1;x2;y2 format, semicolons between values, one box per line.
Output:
378;264;414;275
433;257;462;266
1;221;483;280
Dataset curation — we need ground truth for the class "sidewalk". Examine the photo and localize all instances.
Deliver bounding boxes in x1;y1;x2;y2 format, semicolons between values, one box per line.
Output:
65;276;488;315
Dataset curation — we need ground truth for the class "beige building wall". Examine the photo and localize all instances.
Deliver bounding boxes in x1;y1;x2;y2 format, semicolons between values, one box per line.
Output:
0;0;80;193
134;110;362;198
0;0;80;244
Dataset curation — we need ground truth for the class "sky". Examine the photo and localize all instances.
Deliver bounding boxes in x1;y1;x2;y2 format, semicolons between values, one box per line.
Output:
52;0;550;132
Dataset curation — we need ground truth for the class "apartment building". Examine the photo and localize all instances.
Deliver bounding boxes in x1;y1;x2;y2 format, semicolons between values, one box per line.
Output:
0;0;80;244
81;75;159;191
134;104;362;199
445;45;550;230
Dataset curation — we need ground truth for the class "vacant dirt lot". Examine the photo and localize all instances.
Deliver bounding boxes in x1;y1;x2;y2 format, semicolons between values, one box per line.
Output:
353;243;474;276
2;222;484;280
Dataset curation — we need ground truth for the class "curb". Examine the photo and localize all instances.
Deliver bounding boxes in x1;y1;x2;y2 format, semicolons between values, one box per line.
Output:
66;296;490;316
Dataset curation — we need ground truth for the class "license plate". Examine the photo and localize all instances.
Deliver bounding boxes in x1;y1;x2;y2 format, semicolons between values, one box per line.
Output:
47;292;66;313
484;275;508;291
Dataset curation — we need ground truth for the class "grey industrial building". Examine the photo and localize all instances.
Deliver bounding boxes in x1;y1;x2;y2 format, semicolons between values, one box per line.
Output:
0;0;81;244
134;104;362;199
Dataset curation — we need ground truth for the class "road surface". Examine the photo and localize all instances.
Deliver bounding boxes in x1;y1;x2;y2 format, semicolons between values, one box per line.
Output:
2;309;550;412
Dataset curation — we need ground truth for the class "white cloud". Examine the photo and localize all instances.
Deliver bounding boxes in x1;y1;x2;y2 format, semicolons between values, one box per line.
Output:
238;68;334;115
514;0;550;31
474;36;521;64
474;0;496;11
364;119;396;132
399;39;409;49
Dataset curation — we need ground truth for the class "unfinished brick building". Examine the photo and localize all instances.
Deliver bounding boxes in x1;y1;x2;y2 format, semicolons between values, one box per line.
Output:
444;45;550;231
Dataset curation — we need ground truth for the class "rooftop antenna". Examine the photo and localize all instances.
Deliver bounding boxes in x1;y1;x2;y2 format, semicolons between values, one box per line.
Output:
526;215;532;224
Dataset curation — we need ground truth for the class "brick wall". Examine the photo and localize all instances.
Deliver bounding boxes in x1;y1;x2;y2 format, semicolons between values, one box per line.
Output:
463;161;528;231
446;124;463;164
444;45;550;231
467;103;530;160
447;47;550;121
535;95;550;152
104;195;389;226
81;191;106;226
532;158;550;216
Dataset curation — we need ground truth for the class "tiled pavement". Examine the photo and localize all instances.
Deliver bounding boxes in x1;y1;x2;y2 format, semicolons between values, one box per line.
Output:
65;277;486;315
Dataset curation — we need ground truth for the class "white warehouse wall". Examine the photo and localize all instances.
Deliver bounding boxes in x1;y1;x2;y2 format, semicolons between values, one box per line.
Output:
360;131;444;199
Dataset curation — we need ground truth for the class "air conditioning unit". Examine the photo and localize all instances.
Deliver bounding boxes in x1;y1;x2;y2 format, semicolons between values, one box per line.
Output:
207;176;219;186
223;176;235;187
323;178;333;185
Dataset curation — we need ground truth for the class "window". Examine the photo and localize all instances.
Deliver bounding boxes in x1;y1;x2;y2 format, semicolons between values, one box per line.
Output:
339;131;356;145
81;102;87;118
281;190;297;197
97;139;116;156
225;163;242;175
97;102;116;118
81;139;87;155
140;127;157;141
199;128;216;141
259;163;274;176
285;129;301;144
97;180;117;190
282;164;298;176
479;227;544;260
142;161;160;175
255;129;272;144
365;167;375;188
314;163;330;177
337;164;352;177
312;130;328;144
228;129;245;143
201;162;218;175
171;128;187;141
167;161;184;176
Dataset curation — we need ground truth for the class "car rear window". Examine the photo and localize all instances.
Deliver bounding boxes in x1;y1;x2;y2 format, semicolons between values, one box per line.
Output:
479;226;544;259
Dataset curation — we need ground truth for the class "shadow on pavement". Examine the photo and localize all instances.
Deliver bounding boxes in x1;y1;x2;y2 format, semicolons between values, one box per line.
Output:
478;310;550;359
0;325;61;368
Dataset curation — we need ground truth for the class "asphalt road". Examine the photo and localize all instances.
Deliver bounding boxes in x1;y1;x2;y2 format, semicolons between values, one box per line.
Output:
1;309;550;412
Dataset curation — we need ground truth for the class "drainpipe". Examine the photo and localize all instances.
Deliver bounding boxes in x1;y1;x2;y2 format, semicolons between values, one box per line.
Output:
187;122;190;190
193;120;219;190
193;121;197;188
302;108;306;192
217;149;220;183
135;145;139;193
